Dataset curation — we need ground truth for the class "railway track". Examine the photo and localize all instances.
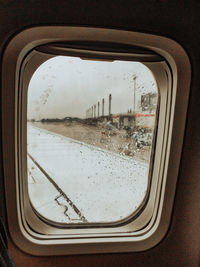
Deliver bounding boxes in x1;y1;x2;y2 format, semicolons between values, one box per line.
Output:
28;152;87;223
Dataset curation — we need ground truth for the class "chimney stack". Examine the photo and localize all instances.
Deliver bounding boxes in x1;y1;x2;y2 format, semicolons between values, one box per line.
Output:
94;104;96;118
102;98;104;116
98;102;100;117
108;94;112;116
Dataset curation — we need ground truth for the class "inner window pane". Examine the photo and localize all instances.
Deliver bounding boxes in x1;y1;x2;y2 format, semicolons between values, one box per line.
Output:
27;56;158;224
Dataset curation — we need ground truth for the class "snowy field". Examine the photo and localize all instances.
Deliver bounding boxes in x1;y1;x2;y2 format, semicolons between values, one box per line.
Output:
28;124;149;224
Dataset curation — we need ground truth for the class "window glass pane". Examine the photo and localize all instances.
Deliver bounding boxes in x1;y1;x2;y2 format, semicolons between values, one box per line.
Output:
27;56;158;224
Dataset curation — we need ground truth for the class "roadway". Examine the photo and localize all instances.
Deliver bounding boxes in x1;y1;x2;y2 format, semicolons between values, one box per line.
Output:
28;124;149;224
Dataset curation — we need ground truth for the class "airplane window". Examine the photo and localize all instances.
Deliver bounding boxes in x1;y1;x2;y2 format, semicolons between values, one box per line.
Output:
27;56;158;224
2;26;190;255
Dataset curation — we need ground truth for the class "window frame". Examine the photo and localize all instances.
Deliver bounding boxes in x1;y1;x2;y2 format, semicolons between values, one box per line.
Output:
23;50;162;231
1;26;191;255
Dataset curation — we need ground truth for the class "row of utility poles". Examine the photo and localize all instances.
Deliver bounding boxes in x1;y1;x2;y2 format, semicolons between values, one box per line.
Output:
86;94;112;119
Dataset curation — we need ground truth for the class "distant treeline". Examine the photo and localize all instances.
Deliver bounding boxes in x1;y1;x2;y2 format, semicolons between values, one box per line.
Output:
29;117;86;124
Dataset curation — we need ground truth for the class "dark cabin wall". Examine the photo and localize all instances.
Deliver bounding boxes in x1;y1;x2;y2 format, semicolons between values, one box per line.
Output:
0;0;200;266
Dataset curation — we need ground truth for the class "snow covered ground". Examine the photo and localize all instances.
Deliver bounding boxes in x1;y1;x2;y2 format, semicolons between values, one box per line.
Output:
28;124;149;224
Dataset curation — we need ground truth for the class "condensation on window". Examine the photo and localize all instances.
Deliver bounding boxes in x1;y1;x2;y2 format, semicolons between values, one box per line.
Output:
27;56;158;224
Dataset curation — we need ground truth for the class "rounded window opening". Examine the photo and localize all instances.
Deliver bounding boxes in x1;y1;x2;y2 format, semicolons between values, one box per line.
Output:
27;55;158;225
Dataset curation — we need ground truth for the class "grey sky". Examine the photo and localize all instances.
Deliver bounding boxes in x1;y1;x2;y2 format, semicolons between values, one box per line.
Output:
28;56;157;120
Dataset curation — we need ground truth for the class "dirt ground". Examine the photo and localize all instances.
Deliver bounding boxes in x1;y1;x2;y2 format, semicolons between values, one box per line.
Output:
32;121;152;162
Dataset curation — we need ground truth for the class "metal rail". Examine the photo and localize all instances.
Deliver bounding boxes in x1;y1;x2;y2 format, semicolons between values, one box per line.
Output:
28;152;87;223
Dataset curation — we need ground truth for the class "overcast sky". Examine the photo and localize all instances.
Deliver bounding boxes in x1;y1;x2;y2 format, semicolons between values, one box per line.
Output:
28;56;157;120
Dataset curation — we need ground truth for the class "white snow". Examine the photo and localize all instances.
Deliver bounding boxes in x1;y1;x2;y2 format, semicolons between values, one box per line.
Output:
28;124;149;223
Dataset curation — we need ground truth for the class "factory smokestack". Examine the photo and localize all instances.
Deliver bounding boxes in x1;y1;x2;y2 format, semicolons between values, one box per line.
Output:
109;94;112;116
94;104;96;118
98;101;100;118
102;98;104;116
